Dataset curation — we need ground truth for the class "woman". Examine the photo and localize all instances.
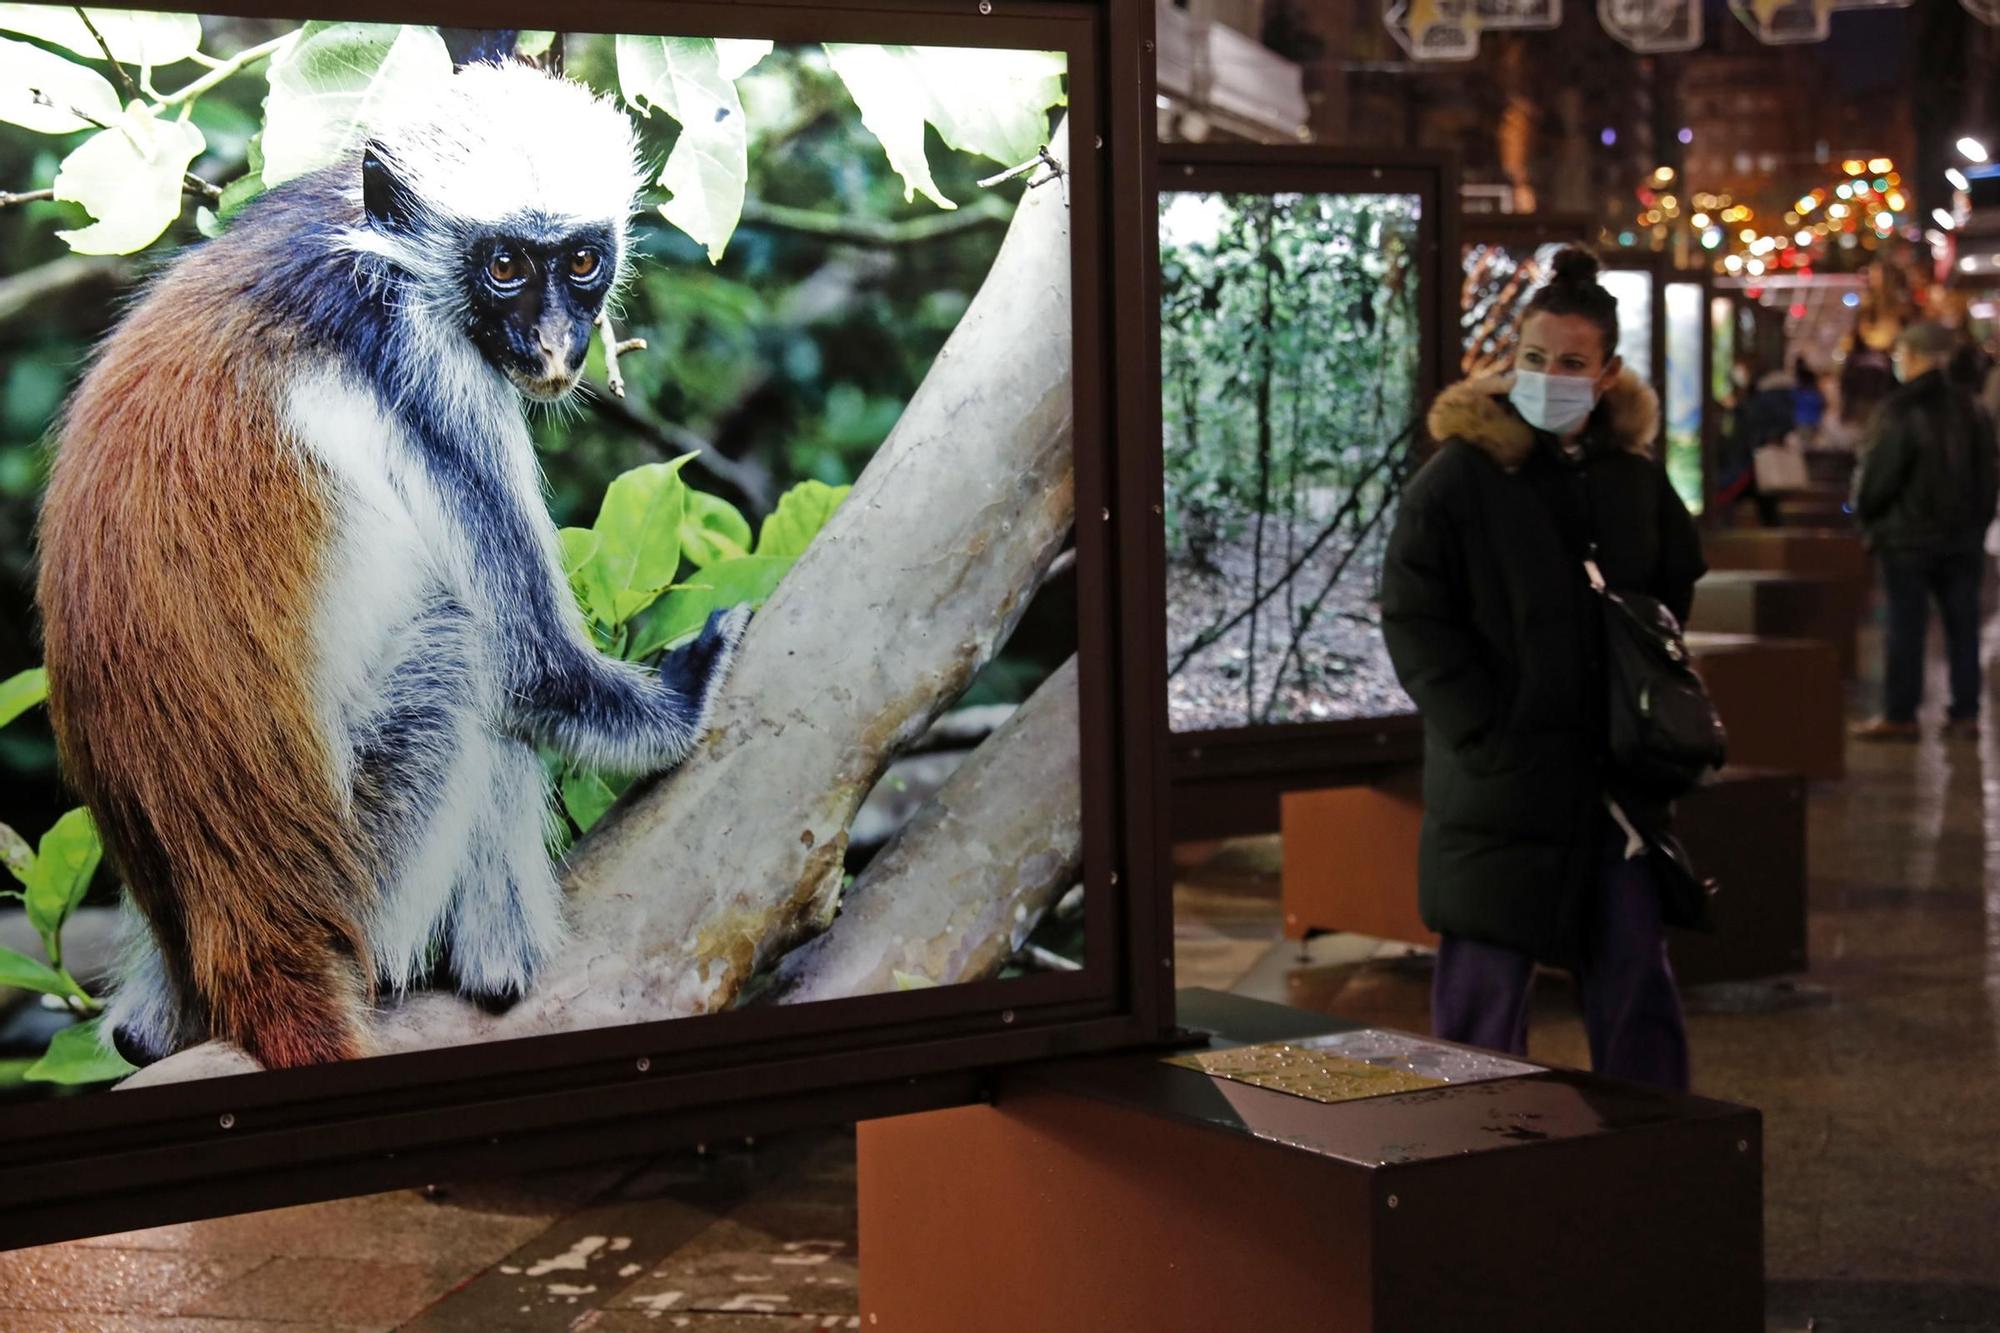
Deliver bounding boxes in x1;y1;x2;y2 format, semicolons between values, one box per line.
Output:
1380;248;1706;1089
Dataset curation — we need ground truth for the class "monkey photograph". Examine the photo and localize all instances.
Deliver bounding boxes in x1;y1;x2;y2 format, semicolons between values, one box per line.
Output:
0;15;1081;1090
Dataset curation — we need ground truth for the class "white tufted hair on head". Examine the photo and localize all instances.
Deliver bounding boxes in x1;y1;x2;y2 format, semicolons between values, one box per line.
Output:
370;60;646;236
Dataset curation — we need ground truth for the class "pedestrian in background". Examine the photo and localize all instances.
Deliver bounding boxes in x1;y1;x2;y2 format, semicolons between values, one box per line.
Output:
1851;321;2000;742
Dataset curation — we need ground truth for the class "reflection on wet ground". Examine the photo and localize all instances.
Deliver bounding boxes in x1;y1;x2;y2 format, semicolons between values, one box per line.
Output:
8;613;2000;1330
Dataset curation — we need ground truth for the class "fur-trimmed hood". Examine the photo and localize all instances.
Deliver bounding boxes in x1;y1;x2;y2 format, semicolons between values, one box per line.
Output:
1425;370;1660;471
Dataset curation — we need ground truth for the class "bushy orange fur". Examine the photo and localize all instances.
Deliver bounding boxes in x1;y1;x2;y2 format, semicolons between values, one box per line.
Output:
37;247;373;1068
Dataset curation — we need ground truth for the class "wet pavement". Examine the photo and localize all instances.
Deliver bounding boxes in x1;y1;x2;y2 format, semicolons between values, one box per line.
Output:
9;605;2000;1329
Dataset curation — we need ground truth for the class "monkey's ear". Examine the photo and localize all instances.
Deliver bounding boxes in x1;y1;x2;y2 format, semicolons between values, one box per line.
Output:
362;143;419;232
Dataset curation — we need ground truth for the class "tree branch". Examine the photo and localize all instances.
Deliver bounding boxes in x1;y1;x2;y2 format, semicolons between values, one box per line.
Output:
1167;416;1417;678
594;308;647;399
767;656;1079;1004
0;255;130;327
578;386;775;518
122;120;1073;1086
0;188;54;208
738;194;1013;247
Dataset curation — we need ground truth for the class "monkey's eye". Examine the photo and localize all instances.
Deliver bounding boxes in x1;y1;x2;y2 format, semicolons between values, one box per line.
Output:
487;252;523;286
568;248;602;281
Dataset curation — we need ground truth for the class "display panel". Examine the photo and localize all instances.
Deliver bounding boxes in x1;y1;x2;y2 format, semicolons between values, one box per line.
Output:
1664;280;1705;512
1460;240;1567;379
1600;266;1655;387
1159;188;1421;733
0;0;1159;1243
1711;293;1737;406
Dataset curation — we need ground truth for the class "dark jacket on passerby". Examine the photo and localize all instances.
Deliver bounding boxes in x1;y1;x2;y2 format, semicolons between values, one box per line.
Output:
1380;372;1706;967
1855;370;2000;556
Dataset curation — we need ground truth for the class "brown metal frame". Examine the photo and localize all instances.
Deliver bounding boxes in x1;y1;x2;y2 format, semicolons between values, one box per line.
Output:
0;0;1172;1248
1154;145;1459;839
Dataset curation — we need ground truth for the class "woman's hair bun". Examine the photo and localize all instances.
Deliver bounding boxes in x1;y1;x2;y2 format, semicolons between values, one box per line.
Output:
1547;246;1602;287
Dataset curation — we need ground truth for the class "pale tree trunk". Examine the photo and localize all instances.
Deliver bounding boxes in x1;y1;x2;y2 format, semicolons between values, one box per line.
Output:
123;124;1078;1089
768;656;1078;1003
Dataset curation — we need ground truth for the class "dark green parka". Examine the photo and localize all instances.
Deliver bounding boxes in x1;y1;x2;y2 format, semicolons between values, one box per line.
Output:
1380;372;1707;966
1853;368;2000;557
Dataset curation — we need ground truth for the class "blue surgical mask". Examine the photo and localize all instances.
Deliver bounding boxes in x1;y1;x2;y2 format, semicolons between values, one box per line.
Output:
1510;369;1600;436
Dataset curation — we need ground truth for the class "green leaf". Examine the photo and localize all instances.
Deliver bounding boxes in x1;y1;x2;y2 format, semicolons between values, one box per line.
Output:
680;491;752;569
0;7;202;66
25;808;101;945
616;35;748;263
24;1018;136;1085
515;30;556;58
560;770;618;833
755;480;851;559
0;666;46;728
0;36;122;135
588;456;697;624
557;526;611;624
194;204;221;238
54;107;206;255
630;555;789;659
0;945;74;998
261;23;450;187
713;38;772;80
0;820;37;884
821;45;1066;209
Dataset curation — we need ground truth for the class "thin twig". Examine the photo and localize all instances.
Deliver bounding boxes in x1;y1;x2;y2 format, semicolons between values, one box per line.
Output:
182;173;221;201
0;188;54;208
737;194;1013;247
578;383;775;517
1167;417;1418;678
77;9;142;104
595;308;647;399
153;33;294;108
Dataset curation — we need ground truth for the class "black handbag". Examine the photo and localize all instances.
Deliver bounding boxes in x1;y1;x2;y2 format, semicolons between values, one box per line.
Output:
1585;554;1727;799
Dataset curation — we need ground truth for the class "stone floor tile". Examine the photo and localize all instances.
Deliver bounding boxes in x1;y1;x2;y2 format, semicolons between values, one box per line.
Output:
579;1315;863;1331
0;1246;264;1316
607;1216;856;1320
402;1195;723;1333
178;1256;457;1326
68;1191;551;1271
0;1317;371;1333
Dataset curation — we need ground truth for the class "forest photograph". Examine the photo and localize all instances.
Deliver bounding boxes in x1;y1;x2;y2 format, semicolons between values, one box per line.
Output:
1160;189;1422;734
0;12;1082;1097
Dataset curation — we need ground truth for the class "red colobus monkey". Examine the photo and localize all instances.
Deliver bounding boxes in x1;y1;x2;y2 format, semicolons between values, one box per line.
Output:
37;62;747;1069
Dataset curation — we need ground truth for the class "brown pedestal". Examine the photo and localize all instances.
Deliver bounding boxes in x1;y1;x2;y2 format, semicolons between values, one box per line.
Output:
1279;772;1430;945
1773;485;1855;529
1687;632;1846;781
859;990;1763;1333
1702;527;1868;583
1671;768;1810;984
1279;764;1810;984
1688;569;1861;677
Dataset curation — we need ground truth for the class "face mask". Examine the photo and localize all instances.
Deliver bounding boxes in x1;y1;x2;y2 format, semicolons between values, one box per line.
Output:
1510;369;1600;436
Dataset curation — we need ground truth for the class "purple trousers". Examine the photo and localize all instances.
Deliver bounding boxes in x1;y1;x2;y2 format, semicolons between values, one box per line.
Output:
1431;833;1691;1090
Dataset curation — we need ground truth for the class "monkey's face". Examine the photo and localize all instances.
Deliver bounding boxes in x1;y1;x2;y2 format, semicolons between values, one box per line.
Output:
464;228;618;401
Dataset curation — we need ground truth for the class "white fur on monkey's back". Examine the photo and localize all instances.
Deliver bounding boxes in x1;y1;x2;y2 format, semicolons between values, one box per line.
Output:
46;60;749;1070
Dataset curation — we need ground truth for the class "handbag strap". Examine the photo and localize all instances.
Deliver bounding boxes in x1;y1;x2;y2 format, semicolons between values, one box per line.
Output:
1583;553;1606;593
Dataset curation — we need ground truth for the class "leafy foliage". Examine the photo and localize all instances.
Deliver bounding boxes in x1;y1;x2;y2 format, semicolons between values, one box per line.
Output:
0;669;132;1083
1159;191;1422;730
551;458;847;838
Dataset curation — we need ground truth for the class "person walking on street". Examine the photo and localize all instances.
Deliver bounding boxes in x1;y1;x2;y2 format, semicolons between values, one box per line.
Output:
1851;321;2000;742
1380;249;1706;1090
